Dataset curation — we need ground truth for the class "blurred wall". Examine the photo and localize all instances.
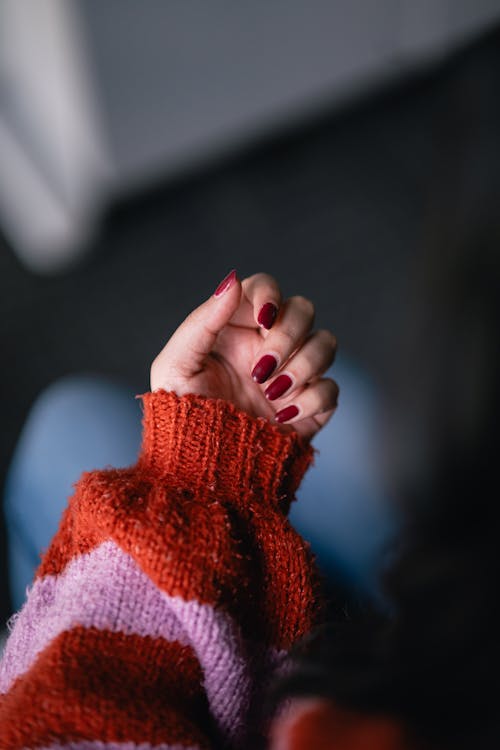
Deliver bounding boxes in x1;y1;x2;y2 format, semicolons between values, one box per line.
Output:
1;0;500;272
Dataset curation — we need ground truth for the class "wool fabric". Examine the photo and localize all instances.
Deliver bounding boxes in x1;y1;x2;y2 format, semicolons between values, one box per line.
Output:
0;391;404;750
0;391;320;749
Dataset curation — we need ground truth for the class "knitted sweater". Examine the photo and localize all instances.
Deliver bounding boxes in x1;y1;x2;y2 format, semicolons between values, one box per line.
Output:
0;390;322;749
0;390;407;750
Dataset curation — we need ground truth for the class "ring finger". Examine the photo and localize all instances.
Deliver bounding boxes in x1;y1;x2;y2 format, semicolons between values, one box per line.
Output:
251;296;315;384
274;378;339;424
263;329;337;401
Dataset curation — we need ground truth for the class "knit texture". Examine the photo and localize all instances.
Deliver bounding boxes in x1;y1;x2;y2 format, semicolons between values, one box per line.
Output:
280;701;406;750
0;391;320;750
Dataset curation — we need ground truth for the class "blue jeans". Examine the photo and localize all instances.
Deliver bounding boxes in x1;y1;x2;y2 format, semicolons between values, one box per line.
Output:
3;376;143;612
3;362;394;613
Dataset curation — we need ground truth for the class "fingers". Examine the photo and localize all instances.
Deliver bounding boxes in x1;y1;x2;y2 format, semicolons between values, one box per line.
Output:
274;378;339;425
292;405;337;441
151;266;339;438
263;330;337;401
230;273;282;330
151;270;241;388
251;296;315;383
244;273;282;330
239;281;337;431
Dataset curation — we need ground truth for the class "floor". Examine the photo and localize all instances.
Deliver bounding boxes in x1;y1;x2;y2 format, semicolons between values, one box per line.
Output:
1;26;499;624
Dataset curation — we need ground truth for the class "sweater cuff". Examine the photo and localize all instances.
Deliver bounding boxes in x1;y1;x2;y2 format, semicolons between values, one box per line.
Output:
138;390;314;510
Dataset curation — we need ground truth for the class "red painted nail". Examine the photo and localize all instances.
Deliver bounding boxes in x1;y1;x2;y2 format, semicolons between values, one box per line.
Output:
251;354;277;384
257;302;278;330
214;269;237;297
265;374;292;401
275;404;299;423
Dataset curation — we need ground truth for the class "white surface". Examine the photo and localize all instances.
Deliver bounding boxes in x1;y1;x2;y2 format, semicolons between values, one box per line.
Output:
1;0;499;272
0;0;110;272
81;0;500;188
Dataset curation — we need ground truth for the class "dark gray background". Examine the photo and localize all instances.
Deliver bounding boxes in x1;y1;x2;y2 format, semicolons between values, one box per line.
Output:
1;26;499;623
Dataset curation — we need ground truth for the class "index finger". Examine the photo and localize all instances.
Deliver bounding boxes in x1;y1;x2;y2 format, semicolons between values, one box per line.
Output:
230;272;282;331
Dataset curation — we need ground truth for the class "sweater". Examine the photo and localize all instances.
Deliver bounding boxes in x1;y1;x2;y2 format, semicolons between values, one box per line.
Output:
0;390;405;750
0;390;321;749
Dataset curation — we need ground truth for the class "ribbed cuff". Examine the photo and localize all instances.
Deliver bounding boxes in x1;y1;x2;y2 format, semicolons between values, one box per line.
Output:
138;390;314;510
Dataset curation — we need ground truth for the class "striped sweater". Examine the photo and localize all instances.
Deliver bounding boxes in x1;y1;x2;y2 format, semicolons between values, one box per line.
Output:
0;390;321;749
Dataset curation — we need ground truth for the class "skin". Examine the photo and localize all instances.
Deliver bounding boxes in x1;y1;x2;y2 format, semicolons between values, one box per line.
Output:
270;699;336;750
151;271;339;440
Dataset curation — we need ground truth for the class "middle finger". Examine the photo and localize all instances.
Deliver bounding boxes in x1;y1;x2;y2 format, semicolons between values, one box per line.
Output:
251;296;315;384
263;329;337;401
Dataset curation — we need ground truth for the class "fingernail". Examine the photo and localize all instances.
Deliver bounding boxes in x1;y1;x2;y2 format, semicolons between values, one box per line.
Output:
252;354;277;384
257;302;278;330
214;269;237;297
275;405;299;423
265;374;292;401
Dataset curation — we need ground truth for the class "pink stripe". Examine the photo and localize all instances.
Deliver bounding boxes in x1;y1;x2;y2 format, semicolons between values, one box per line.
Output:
0;541;285;743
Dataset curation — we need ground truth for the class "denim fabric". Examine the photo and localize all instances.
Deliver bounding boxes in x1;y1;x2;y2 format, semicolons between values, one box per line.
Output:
3;376;143;612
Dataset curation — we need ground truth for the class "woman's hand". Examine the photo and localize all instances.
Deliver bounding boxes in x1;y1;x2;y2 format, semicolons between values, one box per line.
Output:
151;270;338;440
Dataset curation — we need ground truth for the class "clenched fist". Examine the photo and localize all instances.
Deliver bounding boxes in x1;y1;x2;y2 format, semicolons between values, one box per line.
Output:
151;271;338;440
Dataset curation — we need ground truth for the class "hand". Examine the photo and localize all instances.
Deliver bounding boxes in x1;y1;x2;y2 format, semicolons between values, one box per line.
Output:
151;271;338;440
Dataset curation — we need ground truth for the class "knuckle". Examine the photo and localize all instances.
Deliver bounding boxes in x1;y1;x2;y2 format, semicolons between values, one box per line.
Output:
326;379;340;403
292;295;315;318
242;273;261;290
279;327;297;347
244;272;279;293
258;271;278;286
318;329;338;351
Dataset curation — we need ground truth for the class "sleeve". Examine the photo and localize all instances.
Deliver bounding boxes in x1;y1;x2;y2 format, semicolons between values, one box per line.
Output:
0;391;322;750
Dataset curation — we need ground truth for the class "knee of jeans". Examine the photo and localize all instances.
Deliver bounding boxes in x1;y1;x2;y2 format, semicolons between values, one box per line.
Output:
33;374;134;418
11;375;135;456
3;374;140;522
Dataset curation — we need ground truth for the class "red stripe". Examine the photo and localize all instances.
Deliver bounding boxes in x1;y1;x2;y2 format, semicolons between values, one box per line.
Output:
278;701;405;750
35;469;320;648
0;627;211;750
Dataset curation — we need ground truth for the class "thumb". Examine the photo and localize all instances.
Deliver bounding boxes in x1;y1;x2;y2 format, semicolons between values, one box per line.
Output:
151;270;241;389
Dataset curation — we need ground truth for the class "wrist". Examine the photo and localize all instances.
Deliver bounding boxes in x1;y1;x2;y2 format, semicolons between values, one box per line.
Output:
138;390;314;510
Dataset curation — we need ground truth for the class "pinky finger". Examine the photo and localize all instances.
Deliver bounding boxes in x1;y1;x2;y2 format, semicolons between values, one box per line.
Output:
274;378;339;425
292;406;337;441
311;407;337;430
